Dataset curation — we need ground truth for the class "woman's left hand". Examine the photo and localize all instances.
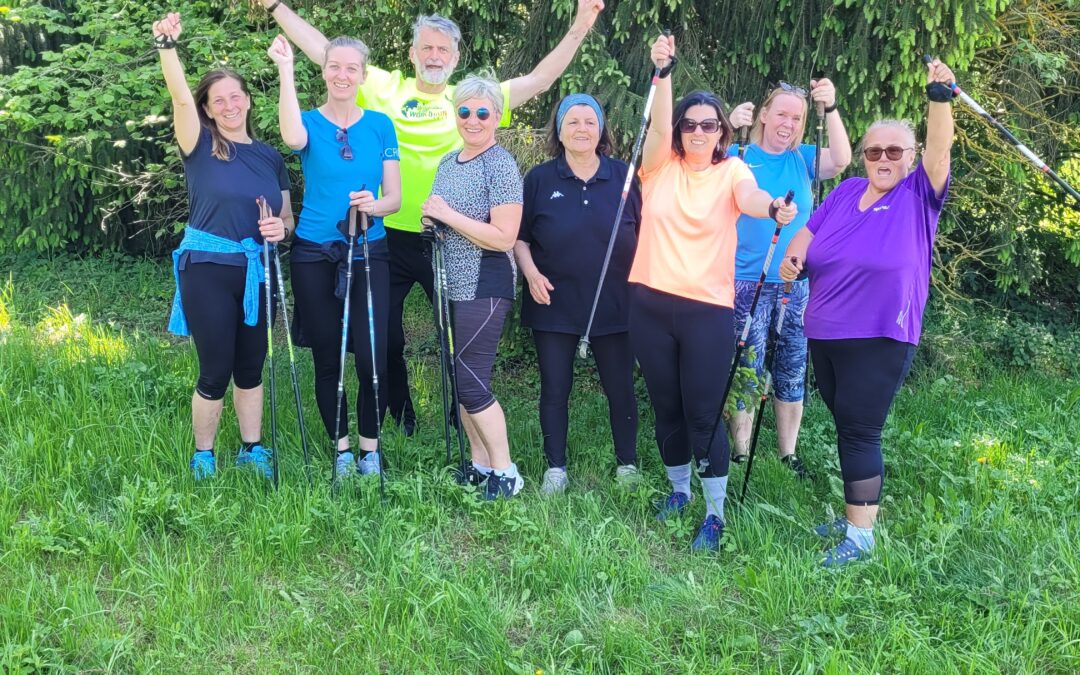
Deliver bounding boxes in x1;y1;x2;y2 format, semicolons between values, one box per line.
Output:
421;195;455;224
925;58;956;88
259;215;287;243
809;78;836;110
349;189;377;216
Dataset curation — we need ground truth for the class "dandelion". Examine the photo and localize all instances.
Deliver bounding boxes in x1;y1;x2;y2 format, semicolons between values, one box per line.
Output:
0;6;11;14
976;456;988;464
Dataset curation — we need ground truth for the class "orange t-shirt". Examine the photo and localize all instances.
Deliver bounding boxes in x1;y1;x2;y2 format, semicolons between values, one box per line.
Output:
629;152;756;307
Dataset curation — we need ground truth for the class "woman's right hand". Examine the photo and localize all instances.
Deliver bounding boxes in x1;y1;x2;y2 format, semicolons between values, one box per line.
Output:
526;271;554;306
267;34;294;67
152;12;182;41
779;255;803;282
650;34;675;70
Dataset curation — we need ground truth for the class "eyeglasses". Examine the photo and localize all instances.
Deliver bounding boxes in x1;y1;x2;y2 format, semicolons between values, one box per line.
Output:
457;106;491;121
677;118;721;134
335;127;353;161
774;81;808;97
862;145;912;161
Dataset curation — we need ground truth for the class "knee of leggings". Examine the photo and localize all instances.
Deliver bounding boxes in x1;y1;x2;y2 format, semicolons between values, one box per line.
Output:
195;377;228;401
232;365;263;391
460;391;496;415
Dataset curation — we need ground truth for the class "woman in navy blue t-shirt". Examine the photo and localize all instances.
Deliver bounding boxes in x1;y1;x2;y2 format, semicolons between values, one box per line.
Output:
269;34;401;480
513;93;641;495
156;12;291;482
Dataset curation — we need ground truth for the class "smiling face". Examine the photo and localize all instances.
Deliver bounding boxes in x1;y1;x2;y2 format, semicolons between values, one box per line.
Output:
203;76;250;135
758;92;806;153
680;103;723;163
455;96;499;149
861;125;917;193
410;27;459;86
322;46;366;102
558;104;601;155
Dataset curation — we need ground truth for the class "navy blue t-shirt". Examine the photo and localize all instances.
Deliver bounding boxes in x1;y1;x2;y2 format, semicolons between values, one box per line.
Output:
518;154;640;335
181;127;289;256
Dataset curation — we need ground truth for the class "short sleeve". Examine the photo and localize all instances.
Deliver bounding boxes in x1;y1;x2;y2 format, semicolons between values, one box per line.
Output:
487;149;523;208
275;153;289;191
498;81;513;128
908;161;949;212
518;166;540;242
296;111;314;157
639;150;676;183
379;114;400;161
805;185;836;235
798;144;817;181
728;157;756;195
628;173;643;235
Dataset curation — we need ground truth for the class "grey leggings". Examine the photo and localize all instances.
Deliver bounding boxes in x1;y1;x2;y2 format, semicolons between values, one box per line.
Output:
452;297;510;414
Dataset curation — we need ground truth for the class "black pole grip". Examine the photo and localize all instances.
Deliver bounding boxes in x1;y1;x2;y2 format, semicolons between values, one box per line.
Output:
784;190;795;204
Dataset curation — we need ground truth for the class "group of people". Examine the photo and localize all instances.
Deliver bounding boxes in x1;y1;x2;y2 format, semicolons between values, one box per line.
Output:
157;0;955;566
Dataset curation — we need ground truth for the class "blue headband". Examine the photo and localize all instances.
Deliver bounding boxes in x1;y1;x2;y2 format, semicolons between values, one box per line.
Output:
556;93;605;134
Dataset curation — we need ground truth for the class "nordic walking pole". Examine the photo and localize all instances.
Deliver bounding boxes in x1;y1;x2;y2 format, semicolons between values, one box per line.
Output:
740;279;794;502
707;190;795;454
331;204;359;486
262;198;312;486
577;29;677;360
923;53;1080;208
358;209;386;500
737;126;750;161
806;79;826;400
260;198;280;490
425;220;454;468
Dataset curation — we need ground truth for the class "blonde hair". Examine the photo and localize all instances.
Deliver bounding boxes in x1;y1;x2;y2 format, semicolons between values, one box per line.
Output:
748;89;808;151
453;69;502;112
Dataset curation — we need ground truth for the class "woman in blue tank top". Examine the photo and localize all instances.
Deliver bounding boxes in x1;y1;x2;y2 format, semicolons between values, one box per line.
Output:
155;12;292;482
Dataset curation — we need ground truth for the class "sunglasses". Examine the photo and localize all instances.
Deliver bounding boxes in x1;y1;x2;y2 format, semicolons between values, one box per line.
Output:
335;127;353;161
678;118;721;134
457;106;491;121
862;145;912;161
774;81;808;97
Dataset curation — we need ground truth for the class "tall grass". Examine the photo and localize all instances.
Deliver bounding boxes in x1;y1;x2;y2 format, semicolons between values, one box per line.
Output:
1;254;1078;673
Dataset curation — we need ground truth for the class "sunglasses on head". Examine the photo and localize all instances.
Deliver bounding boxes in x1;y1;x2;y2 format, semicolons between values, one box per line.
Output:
457;106;491;121
335;127;353;161
774;81;809;97
862;145;912;161
677;118;721;134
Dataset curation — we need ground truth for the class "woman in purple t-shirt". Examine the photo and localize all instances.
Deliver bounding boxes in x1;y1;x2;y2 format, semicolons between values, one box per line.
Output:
780;59;956;567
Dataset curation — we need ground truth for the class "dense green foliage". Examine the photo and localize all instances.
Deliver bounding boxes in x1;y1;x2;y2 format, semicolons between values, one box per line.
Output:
2;252;1079;672
1;0;1078;303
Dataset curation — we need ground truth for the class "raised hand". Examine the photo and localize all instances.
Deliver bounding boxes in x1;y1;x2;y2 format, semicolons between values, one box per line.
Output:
650;33;675;70
729;101;754;130
573;0;604;31
809;78;836;110
152;12;182;41
267;34;294;67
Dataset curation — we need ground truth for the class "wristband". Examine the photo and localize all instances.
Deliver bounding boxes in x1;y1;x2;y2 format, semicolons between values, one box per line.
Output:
154;34;177;50
768;202;779;220
823;103;837;114
658;56;678;79
267;0;284;13
926;82;954;103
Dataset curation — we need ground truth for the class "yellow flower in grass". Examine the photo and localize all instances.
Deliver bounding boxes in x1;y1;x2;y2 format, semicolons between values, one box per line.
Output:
976;456;988;464
0;7;11;14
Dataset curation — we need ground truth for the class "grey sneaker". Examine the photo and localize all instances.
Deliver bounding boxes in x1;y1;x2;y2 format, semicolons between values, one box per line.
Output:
540;467;568;496
614;464;642;488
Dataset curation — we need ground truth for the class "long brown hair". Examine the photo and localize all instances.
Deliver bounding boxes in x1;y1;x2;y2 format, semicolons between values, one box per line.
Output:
192;70;255;161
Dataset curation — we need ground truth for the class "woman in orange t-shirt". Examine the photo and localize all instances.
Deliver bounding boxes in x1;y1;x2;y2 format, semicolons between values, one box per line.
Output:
632;34;797;552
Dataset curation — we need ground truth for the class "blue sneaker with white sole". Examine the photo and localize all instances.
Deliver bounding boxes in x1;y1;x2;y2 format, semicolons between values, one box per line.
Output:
190;450;216;481
822;537;871;568
655;492;691;521
357;451;382;476
236;444;274;480
691;514;725;552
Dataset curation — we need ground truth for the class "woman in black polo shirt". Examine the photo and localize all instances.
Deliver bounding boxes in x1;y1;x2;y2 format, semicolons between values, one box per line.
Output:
514;93;640;495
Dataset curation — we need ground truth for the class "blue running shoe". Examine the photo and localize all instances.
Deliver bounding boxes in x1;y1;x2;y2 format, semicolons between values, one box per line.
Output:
334;451;357;481
190;450;216;481
822;537;870;568
691;514;725;552
236;444;274;480
813;516;849;538
655;492;691;521
357;451;382;476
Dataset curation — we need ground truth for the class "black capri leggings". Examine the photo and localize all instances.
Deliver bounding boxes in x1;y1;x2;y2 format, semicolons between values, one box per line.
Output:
178;261;267;401
533;330;637;469
809;337;915;506
452;297;510;414
291;256;389;442
629;285;735;479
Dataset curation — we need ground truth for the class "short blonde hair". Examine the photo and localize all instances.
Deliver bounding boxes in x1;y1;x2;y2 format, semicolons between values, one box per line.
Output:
453;69;502;112
749;89;808;151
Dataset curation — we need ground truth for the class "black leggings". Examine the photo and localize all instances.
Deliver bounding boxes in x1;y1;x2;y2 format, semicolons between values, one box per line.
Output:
386;228;435;424
533;330;637;468
629;285;735;478
291;257;389;442
452;297;509;414
809;337;915;506
178;261;267;401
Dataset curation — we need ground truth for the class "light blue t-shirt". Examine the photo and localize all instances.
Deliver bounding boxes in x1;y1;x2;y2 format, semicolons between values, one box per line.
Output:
296;108;399;245
727;143;816;282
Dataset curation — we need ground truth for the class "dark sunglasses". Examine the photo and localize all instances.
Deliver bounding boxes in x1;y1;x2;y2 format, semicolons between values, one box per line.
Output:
678;118;721;134
457;106;491;121
862;145;912;161
335;127;353;161
774;81;808;97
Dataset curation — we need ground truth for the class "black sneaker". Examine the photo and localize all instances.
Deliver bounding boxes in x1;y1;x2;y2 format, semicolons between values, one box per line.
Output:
483;472;524;500
452;462;487;487
782;454;810;479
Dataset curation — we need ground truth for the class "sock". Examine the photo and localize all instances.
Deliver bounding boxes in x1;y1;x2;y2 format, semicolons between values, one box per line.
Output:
665;463;692;497
358;449;375;460
473;462;493;475
337;447;353;456
846;523;875;551
495;463;519;479
196;448;214;455
241;441;259;452
701;476;729;520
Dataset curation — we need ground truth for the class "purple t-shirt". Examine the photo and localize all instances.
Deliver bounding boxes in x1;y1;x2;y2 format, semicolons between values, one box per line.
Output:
804;163;949;345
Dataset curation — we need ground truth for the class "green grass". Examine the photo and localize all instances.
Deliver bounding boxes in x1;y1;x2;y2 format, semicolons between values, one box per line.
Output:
1;252;1079;673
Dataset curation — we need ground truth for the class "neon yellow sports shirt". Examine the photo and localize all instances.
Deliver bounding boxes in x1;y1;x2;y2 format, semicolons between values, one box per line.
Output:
357;66;512;233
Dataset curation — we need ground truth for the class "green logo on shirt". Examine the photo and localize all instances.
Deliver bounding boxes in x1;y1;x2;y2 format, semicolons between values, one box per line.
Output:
401;98;447;121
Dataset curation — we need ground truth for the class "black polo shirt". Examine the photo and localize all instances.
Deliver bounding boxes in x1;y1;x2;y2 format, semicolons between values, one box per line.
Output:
518;153;641;336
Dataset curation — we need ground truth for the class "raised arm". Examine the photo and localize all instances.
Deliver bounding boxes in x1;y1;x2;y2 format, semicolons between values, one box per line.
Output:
268;35;307;151
153;13;199;155
258;0;331;66
641;34;675;176
808;78;853;179
922;59;955;196
505;0;603;108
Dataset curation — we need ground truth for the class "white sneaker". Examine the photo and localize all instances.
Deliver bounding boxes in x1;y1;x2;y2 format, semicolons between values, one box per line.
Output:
615;464;642;488
540;467;568;496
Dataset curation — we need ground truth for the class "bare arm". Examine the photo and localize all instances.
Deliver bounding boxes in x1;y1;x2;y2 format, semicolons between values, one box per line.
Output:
809;78;852;179
506;0;603;108
153;14;199;155
259;0;330;66
734;179;797;224
280;190;295;238
780;228;814;281
922;59;956;196
423;196;522;252
268;36;307;150
641;34;675;175
513;240;554;305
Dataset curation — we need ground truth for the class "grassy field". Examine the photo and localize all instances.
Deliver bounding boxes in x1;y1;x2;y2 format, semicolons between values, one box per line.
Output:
1;252;1079;673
